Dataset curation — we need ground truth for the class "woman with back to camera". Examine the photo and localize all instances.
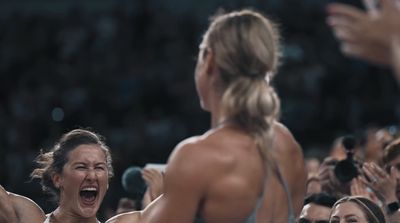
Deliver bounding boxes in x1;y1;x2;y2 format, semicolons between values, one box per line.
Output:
108;8;306;223
0;128;114;223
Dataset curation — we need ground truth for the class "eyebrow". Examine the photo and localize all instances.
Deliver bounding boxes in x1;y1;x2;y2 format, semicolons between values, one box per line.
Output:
344;214;359;218
72;162;107;166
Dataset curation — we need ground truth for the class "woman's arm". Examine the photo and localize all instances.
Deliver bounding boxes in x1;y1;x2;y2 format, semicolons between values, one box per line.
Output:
0;185;17;223
9;193;45;223
0;185;45;223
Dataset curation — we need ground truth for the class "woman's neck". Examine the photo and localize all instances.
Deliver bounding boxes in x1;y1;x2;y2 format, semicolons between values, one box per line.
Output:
51;207;98;223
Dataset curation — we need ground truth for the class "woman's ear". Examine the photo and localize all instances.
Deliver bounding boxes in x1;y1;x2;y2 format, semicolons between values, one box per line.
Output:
52;173;62;189
204;48;216;77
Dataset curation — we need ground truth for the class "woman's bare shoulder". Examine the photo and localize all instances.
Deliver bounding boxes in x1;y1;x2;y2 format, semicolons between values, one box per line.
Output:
8;192;45;223
273;122;302;154
105;211;141;223
166;132;233;186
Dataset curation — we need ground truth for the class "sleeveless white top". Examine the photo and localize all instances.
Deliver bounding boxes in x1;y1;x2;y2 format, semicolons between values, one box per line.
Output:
43;213;101;223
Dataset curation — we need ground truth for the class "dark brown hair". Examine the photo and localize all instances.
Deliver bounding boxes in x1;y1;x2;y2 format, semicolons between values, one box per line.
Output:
31;129;113;200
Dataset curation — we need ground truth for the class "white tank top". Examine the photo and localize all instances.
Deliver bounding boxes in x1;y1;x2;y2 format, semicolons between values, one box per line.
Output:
43;213;101;223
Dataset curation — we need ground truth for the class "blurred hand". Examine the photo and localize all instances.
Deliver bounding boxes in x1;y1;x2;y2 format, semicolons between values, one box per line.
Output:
350;177;380;204
362;162;398;203
0;185;17;223
141;168;164;201
327;0;400;65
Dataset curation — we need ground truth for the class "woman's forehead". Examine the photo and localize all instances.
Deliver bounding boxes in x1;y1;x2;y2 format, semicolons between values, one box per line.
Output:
67;144;106;162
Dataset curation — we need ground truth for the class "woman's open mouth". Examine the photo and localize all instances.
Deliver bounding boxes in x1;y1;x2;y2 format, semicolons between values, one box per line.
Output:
80;187;98;205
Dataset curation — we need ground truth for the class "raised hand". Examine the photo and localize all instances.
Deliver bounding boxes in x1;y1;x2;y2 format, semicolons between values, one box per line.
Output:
362;162;398;203
141;168;164;201
350;177;380;204
327;0;400;65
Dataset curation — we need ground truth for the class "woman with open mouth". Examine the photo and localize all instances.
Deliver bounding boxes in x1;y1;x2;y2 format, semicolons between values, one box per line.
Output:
0;128;114;223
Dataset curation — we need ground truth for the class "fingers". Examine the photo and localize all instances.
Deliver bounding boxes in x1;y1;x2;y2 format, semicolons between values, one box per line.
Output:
351;178;365;196
142;168;162;181
141;168;164;201
369;162;387;178
362;163;380;183
339;42;391;65
380;0;399;10
327;3;366;20
362;162;398;201
333;27;358;43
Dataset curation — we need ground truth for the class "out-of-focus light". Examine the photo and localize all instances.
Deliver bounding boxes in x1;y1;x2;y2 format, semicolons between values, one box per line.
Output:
52;107;64;122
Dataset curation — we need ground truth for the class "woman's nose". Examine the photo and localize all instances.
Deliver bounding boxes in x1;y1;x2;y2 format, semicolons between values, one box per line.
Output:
85;168;97;181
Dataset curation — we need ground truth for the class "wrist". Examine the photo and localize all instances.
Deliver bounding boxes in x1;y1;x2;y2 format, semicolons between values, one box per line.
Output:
384;195;399;205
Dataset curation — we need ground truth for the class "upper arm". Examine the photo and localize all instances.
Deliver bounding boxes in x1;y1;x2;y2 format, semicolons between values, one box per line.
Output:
0;186;17;223
141;141;210;223
105;211;141;223
9;193;45;223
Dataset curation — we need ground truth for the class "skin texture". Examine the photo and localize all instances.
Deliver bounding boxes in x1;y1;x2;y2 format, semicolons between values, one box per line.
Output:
0;185;17;223
107;122;306;223
141;168;164;207
0;185;45;223
9;193;46;223
121;122;305;223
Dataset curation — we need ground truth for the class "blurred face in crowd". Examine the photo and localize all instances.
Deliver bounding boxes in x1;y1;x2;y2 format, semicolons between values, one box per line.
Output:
364;128;393;163
306;179;322;196
299;203;330;223
52;144;109;218
329;201;367;223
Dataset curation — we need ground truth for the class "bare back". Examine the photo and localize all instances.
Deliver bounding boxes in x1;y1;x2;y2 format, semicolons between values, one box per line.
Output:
258;123;307;222
141;122;306;223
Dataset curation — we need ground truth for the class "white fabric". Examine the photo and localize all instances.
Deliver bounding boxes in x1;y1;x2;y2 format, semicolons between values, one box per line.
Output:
43;214;50;223
42;213;101;223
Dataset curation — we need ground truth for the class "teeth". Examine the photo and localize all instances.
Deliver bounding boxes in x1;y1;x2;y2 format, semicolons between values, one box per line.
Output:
81;187;97;192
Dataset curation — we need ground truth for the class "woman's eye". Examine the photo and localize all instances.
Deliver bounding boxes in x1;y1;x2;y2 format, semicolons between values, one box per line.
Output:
95;166;105;170
347;219;358;223
76;166;86;169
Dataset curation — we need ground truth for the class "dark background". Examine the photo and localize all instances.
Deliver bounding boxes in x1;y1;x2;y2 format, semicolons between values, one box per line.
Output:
0;0;398;220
